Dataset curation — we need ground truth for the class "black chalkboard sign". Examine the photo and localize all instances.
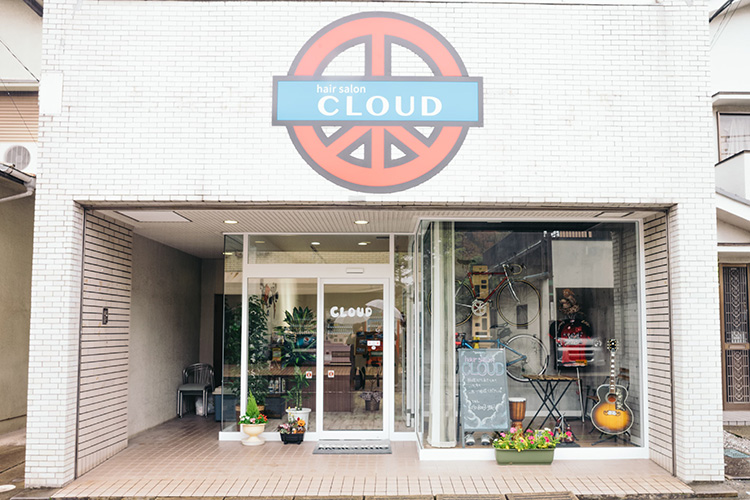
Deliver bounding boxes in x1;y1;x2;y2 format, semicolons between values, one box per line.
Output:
458;348;510;432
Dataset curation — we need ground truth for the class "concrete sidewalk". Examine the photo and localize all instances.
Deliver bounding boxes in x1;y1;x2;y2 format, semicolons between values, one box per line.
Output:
0;429;26;500
7;490;745;500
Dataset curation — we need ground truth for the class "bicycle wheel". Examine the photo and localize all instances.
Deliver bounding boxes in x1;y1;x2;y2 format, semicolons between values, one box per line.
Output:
427;280;475;326
504;334;549;382
455;280;475;326
495;279;541;327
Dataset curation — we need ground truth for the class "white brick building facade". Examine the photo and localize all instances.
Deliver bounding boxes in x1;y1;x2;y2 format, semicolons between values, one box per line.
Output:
26;0;722;486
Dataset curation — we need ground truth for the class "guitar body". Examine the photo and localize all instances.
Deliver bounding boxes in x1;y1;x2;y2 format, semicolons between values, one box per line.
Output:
591;384;633;435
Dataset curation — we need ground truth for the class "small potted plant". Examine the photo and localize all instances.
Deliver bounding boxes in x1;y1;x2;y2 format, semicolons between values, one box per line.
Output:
492;427;562;464
238;390;268;447
277;415;306;444
283;366;311;423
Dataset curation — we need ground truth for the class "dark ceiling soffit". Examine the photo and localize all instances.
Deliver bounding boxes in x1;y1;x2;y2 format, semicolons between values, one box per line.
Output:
0;170;26;186
22;0;43;17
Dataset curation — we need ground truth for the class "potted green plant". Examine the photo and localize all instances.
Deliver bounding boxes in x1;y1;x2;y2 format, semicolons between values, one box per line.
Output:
283;366;311;423
278;306;316;367
238;390;268;447
277;415;306;445
492;427;562;464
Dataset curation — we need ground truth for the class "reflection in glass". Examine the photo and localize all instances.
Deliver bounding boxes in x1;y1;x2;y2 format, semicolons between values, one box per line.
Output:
221;235;243;432
223;276;318;433
416;222;642;448
247;234;389;265
395;235;415;432
323;283;385;431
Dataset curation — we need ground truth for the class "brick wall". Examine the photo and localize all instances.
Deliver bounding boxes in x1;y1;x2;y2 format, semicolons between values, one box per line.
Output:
37;0;713;206
27;0;722;485
669;204;723;481
25;200;84;486
76;212;132;475
644;214;673;473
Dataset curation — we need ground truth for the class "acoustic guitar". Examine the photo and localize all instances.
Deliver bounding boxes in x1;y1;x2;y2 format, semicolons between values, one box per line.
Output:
591;339;633;435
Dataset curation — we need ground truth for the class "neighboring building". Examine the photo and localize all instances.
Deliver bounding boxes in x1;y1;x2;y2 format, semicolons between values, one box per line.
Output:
26;0;722;488
0;0;42;436
711;0;750;420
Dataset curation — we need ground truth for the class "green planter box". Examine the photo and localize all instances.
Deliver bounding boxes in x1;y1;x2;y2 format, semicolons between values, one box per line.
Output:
494;448;555;465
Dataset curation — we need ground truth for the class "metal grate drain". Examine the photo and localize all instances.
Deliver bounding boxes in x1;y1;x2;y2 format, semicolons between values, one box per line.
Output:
313;440;392;454
506;493;578;500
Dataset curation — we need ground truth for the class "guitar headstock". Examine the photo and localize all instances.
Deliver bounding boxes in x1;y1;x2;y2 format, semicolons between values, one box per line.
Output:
606;339;618;352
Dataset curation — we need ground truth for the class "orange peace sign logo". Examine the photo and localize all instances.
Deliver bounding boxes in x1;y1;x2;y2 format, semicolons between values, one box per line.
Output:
273;12;483;193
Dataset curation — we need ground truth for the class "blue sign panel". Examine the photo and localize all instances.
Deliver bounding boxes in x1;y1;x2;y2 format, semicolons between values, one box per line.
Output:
274;78;482;125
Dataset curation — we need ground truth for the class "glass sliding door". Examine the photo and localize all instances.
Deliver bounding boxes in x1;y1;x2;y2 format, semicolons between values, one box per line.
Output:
321;281;388;437
223;233;396;439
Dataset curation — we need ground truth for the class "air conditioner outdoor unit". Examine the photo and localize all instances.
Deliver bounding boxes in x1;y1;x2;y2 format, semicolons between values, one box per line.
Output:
1;142;37;174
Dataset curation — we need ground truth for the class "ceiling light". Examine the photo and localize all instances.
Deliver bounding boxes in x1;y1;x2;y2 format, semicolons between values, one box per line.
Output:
358;241;370;246
354;220;369;225
224;220;238;224
311;241;321;246
254;240;265;244
223;252;234;256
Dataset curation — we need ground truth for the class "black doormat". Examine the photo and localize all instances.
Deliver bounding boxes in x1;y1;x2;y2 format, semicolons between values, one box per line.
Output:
313;440;392;454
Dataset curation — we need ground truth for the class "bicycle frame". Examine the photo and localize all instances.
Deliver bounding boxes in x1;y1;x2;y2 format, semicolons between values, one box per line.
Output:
455;333;526;369
459;263;521;307
453;262;542;328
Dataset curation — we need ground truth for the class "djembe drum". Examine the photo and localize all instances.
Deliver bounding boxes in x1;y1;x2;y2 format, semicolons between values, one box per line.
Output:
508;397;526;430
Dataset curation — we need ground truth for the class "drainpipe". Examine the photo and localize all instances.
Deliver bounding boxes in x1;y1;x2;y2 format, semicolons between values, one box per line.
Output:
0;162;36;204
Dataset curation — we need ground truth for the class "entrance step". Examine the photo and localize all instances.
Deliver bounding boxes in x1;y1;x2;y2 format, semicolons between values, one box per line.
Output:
690;482;739;498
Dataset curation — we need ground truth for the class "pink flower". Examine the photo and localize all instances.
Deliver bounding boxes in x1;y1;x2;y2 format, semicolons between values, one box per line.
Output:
510;427;517;434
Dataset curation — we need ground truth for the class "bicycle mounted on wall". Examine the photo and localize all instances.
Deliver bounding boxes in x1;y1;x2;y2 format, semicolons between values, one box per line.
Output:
454;263;541;328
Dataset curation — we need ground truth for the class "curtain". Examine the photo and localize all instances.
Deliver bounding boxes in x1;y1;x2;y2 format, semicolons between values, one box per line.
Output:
719;114;750;161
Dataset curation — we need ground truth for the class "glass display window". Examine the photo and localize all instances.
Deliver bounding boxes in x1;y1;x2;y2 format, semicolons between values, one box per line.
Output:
417;221;642;449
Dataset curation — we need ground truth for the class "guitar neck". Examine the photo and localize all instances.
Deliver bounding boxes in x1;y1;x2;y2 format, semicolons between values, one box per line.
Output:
608;350;617;395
